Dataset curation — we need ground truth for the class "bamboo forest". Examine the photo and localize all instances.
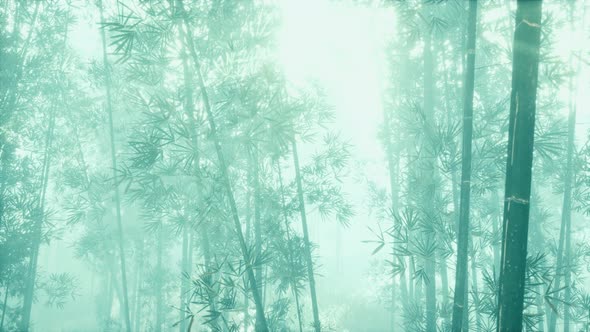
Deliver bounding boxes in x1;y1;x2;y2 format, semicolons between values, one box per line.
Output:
4;0;590;331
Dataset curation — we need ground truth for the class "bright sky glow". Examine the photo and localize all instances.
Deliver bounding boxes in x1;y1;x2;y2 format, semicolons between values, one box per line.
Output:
278;0;396;163
276;0;398;305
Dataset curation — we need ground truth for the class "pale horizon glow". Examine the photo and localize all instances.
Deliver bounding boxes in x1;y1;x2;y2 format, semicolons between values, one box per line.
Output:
277;0;396;167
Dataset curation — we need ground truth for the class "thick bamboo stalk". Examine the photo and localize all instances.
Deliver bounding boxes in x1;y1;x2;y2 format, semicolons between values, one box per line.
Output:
496;1;543;330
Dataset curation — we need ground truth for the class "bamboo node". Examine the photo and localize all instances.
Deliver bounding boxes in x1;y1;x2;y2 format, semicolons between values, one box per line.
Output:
507;195;529;205
522;19;541;28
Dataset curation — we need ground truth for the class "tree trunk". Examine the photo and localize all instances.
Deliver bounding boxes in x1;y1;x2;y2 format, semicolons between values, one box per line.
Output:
564;223;571;332
200;229;222;330
471;245;481;332
536;284;545;332
451;1;478;330
292;139;322;332
19;11;68;328
277;161;304;332
440;259;449;324
175;1;269;329
293;288;304;332
176;17;220;328
562;69;575;332
180;223;189;332
562;6;582;330
493;190;501;279
111;266;127;327
244;168;253;331
107;270;114;321
156;226;163;332
409;256;415;306
178;28;194;332
496;1;542;330
97;2;132;330
439;40;455;332
253;149;264;308
383;62;405;331
393;14;412;319
1;281;9;331
423;27;437;332
133;240;144;332
20;100;56;332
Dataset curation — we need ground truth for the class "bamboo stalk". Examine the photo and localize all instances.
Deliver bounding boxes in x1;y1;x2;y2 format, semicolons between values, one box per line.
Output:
175;1;269;329
97;2;132;330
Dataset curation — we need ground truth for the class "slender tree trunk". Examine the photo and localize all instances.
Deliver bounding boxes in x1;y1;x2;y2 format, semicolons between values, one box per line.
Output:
549;196;567;330
383;68;406;330
496;1;542;331
130;250;138;329
98;267;112;325
450;177;469;332
277;161;304;332
263;267;269;312
390;246;397;332
200;230;220;329
292;139;322;332
111;267;127;326
107;269;114;320
563;75;575;331
175;1;268;329
133;240;144;332
75;130;125;329
562;6;583;330
422;27;437;332
19;13;69;328
0;281;9;330
425;256;437;332
394;16;412;318
452;1;478;331
440;259;449;319
462;273;469;331
384;84;400;332
293;288;304;332
493;190;501;278
253;149;264;307
198;71;268;331
564;224;571;332
176;17;220;328
20;103;56;331
244;179;253;331
156;226;163;332
471;245;481;332
175;4;193;331
97;2;132;330
399;256;409;315
187;233;194;323
409;256;415;305
439;41;456;332
536;284;545;332
180;223;189;332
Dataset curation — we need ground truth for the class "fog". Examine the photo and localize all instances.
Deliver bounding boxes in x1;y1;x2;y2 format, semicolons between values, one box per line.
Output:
1;0;589;331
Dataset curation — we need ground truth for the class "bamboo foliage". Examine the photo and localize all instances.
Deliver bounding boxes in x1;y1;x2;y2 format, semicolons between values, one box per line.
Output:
4;0;590;331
